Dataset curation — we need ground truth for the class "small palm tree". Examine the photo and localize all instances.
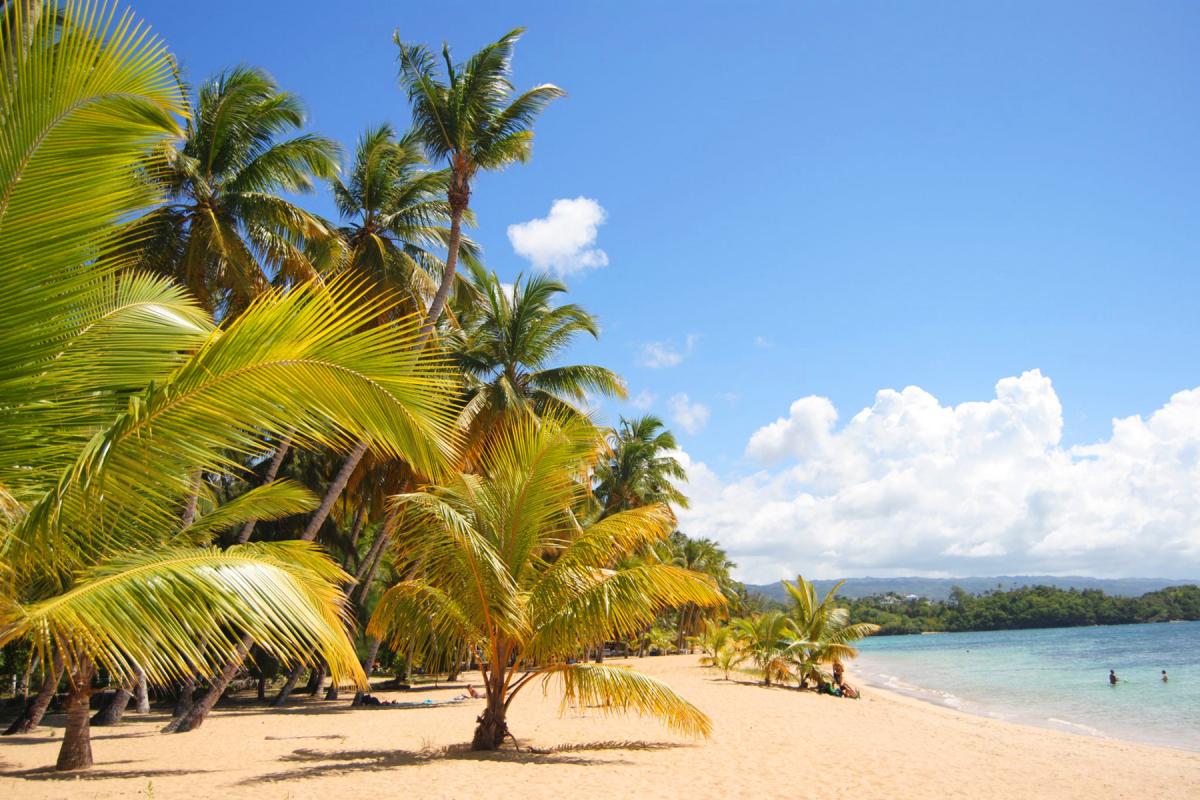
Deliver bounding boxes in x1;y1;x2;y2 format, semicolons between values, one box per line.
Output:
783;576;879;689
369;414;724;750
731;612;796;687
395;27;564;332
707;643;747;681
123;65;343;315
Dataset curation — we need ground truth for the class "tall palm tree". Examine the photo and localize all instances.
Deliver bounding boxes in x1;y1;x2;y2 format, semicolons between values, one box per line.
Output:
395;27;564;333
670;534;736;650
332;123;480;313
368;414;724;750
123;65;343;316
452;265;626;451
595;416;689;517
0;3;462;769
303;26;565;575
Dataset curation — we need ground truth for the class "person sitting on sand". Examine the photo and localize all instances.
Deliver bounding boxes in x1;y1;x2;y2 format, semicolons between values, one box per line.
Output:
1109;670;1119;685
1161;670;1168;683
467;683;482;698
841;682;860;699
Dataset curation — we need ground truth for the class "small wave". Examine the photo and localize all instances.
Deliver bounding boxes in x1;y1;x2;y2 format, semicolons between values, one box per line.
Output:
1046;717;1106;738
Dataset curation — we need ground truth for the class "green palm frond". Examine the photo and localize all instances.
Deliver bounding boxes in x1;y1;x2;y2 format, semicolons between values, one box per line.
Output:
541;663;711;738
178;480;318;541
0;542;365;688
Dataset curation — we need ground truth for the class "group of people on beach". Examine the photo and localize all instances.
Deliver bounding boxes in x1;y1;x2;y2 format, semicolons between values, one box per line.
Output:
821;660;860;699
1108;669;1169;685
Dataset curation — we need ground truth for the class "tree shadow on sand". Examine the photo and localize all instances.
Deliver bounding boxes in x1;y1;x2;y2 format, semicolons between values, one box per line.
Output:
1;760;212;781
240;739;693;785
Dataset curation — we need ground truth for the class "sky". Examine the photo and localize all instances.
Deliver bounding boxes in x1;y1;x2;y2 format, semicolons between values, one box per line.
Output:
143;1;1200;582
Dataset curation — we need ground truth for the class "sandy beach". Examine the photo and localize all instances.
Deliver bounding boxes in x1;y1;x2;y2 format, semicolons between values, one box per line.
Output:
1;654;1196;799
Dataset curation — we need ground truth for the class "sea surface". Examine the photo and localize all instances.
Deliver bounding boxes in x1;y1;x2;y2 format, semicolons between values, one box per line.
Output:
855;621;1200;751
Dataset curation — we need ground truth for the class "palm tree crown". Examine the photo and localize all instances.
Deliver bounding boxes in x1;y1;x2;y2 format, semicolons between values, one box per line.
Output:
332;124;479;313
595;415;689;516
127;65;343;315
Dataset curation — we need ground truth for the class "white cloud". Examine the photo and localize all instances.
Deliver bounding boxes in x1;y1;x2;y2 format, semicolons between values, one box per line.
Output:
675;370;1200;583
631;390;657;410
638;333;699;369
754;336;773;349
668;393;710;435
507;197;608;276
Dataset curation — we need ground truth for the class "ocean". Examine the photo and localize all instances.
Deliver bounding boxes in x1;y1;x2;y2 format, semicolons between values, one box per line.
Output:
855;621;1200;751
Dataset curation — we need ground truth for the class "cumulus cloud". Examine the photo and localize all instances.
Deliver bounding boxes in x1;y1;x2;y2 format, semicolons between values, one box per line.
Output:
668;393;710;435
638;334;699;369
631;390;657;410
675;370;1200;583
507;197;608;276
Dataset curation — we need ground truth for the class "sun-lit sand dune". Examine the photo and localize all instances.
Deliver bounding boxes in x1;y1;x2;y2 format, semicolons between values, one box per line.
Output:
2;654;1196;799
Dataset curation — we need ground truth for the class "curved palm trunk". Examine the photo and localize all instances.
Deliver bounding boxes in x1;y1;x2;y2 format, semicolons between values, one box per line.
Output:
55;659;95;771
301;439;369;543
172;639;251;733
3;648;63;735
236;434;292;544
421;192;467;337
91;686;132;726
271;664;305;707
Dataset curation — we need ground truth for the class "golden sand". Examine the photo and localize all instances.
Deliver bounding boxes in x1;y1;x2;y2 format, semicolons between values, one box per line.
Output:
1;654;1196;799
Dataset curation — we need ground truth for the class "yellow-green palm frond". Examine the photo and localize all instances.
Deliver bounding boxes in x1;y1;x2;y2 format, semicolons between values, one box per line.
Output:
17;276;463;569
541;663;711;738
528;564;724;661
367;579;482;657
0;541;365;689
0;0;184;387
177;480;318;542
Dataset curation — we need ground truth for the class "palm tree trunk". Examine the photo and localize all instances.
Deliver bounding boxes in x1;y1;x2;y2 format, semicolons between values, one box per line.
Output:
421;199;466;337
3;648;62;735
350;637;382;706
305;662;327;696
271;663;305;707
55;658;95;771
301;439;368;543
134;667;150;714
236;434;292;544
172;639;251;733
471;694;509;751
91;686;132;726
17;652;36;702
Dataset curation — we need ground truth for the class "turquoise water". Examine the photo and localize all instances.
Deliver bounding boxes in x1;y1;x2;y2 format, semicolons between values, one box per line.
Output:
855;621;1200;750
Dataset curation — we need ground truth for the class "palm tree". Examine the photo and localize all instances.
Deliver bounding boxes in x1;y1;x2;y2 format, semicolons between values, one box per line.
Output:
0;4;462;769
731;612;795;687
368;414;724;750
395;27;564;333
122;65;343;316
782;576;879;689
332;123;480;313
595;416;689;517
669;533;736;651
452;265;626;450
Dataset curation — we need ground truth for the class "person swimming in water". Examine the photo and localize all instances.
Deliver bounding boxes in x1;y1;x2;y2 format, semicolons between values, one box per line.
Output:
1162;670;1168;683
1109;669;1119;685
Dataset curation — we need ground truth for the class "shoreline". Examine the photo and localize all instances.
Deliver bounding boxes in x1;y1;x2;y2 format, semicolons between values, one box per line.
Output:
2;654;1197;799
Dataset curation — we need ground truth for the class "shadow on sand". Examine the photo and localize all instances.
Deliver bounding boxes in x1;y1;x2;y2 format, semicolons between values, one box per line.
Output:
240;739;692;785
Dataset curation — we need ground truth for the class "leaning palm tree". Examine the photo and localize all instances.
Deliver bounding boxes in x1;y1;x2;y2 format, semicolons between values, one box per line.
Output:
369;414;724;750
395;26;564;333
595;415;689;517
332;123;480;313
121;65;344;316
0;3;462;769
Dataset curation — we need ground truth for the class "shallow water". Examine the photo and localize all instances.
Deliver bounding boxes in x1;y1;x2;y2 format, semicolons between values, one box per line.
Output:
856;621;1200;750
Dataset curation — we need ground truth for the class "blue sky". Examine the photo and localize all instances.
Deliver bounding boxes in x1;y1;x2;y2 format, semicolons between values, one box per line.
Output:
144;2;1200;578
